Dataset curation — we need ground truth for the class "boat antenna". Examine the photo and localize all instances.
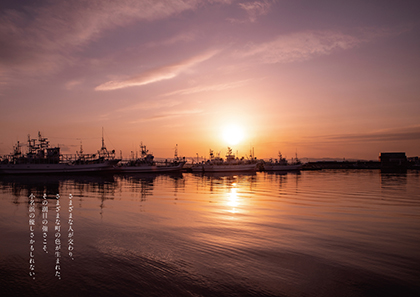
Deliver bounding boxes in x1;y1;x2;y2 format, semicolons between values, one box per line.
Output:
101;127;105;150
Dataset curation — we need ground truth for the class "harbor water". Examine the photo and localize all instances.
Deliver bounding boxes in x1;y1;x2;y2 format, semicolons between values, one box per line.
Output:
0;170;419;296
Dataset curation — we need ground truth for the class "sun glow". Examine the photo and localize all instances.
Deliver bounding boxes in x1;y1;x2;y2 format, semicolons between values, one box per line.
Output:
222;124;245;145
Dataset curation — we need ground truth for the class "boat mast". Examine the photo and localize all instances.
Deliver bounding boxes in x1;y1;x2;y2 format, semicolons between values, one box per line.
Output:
101;127;106;151
80;140;83;154
28;134;37;154
13;141;21;157
98;127;113;158
226;147;233;157
38;131;49;149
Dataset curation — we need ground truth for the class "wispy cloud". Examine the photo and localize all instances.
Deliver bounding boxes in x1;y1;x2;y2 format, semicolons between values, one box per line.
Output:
130;109;203;123
145;32;197;48
235;27;407;64
95;50;220;91
161;79;251;96
239;0;275;22
0;0;201;78
207;0;234;3
116;99;182;112
309;126;420;144
65;80;83;90
236;30;361;63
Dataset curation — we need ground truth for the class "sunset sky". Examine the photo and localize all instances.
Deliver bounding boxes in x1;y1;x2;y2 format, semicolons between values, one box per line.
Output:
1;0;419;160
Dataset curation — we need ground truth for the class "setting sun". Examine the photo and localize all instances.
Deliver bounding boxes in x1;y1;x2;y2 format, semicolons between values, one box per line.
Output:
222;124;245;145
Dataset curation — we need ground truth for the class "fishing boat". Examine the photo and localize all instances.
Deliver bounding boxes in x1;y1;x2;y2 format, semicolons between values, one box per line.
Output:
116;143;185;173
191;148;258;173
263;152;302;171
0;132;120;174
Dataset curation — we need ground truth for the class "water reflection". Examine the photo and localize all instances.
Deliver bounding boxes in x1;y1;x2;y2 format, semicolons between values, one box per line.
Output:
1;171;420;296
193;172;256;193
0;174;118;203
116;173;156;202
263;171;301;196
380;171;407;188
0;173;186;208
227;184;238;208
116;172;185;202
191;172;257;214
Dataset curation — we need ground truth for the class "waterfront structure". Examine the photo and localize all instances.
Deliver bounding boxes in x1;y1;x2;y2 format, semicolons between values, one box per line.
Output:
379;152;408;170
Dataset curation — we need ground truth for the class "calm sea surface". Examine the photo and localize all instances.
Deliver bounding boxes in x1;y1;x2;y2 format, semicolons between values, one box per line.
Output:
0;170;419;296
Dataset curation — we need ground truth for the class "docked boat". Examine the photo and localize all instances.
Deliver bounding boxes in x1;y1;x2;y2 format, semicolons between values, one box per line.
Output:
191;148;258;173
117;143;185;173
263;152;302;171
0;132;120;174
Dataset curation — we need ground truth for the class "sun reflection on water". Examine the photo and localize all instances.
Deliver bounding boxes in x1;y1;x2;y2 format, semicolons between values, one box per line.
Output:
227;182;239;212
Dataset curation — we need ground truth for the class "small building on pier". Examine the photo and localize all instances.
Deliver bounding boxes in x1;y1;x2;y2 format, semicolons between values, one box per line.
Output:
379;152;407;170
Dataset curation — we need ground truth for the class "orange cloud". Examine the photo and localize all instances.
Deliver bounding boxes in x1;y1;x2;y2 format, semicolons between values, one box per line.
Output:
95;50;220;91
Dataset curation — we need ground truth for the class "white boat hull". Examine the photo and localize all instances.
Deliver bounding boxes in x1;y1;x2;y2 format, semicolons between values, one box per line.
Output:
191;163;257;172
0;160;119;174
117;162;185;173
